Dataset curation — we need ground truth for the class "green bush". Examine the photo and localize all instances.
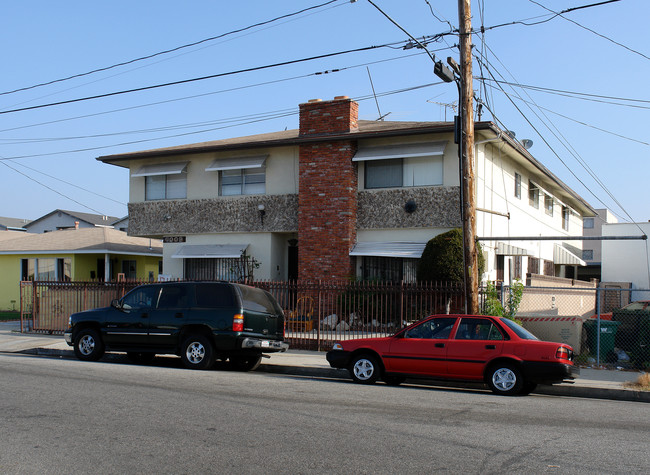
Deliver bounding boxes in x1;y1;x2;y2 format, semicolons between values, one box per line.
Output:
417;228;484;283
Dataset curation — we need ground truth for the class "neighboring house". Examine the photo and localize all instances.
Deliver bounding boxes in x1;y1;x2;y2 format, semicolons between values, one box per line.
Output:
97;96;594;284
25;209;119;233
578;208;618;282
0;227;162;311
601;222;650;301
112;216;129;232
0;216;30;231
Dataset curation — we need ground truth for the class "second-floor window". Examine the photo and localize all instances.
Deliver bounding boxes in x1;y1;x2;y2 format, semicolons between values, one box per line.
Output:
583;217;594;229
514;172;521;199
133;162;188;201
220;168;266;196
528;181;539;209
563;207;570;231
145;173;187;200
544;194;554;216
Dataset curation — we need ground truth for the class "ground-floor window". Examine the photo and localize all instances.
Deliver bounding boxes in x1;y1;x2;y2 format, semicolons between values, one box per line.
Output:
122;260;137;280
360;257;417;283
184;257;257;281
21;258;71;281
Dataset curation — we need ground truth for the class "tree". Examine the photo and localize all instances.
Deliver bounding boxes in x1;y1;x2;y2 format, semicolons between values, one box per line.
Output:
482;280;524;320
417;228;484;282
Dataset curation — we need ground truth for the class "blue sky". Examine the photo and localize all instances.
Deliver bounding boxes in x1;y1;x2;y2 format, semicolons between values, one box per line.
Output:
0;0;647;223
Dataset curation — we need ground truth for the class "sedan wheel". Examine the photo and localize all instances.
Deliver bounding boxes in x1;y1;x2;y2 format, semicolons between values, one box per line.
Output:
350;354;380;384
180;335;215;370
487;363;524;396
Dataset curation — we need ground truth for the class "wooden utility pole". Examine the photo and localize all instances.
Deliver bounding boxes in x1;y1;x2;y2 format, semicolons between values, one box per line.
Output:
458;0;479;314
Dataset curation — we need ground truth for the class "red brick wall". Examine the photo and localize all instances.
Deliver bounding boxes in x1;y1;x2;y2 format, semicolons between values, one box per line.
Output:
297;97;359;280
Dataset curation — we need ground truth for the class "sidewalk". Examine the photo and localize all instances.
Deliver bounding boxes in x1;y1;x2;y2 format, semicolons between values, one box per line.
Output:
1;321;648;402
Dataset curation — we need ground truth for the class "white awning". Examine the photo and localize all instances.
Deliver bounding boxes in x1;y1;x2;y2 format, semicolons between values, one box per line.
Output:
496;242;531;256
553;244;586;266
171;244;249;259
132;162;188;177
349;242;426;259
353;142;446;162
205;155;267;172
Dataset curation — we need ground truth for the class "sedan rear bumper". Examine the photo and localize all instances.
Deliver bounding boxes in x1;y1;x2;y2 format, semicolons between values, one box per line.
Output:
522;361;580;384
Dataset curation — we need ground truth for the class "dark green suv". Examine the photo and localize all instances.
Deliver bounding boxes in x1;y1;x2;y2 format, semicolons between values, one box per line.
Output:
63;282;288;370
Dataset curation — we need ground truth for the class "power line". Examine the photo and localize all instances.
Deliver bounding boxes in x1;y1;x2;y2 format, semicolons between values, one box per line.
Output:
0;0;346;98
0;38;434;116
0;159;106;215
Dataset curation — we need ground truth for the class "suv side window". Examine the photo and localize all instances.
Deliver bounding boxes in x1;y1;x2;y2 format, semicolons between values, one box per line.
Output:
158;285;189;308
122;285;161;310
195;283;235;308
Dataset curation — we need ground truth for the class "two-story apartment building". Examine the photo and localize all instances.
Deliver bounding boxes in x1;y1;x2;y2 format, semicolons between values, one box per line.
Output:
98;96;594;283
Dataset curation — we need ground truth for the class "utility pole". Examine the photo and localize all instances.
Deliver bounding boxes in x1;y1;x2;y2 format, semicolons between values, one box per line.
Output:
458;0;479;314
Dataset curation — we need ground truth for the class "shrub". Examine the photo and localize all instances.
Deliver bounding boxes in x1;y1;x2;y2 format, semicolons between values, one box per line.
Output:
417;228;484;283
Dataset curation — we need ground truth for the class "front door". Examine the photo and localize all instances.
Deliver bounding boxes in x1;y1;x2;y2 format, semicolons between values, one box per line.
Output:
103;285;161;347
385;317;457;377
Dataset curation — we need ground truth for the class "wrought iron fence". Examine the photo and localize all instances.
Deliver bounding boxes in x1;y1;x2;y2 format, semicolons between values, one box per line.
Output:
19;278;650;369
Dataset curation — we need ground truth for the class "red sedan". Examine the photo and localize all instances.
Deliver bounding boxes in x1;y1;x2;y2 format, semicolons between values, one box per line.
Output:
326;314;578;396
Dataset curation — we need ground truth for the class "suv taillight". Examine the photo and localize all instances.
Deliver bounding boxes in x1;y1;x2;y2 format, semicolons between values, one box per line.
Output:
556;346;572;360
233;314;244;332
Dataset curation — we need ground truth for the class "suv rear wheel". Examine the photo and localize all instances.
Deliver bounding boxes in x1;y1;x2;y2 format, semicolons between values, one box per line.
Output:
180;335;215;370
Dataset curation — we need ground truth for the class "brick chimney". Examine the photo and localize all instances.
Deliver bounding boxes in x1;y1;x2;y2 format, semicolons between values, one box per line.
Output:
297;96;359;281
299;96;359;137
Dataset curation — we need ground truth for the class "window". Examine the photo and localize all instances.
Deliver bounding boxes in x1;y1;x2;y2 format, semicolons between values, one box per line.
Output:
405;317;456;339
456;318;503;341
360;256;417;282
582;249;594;261
21;258;71;281
158;285;189;308
365;156;443;189
563;207;571;231
195;283;235;308
544;194;554;216
514;172;521;199
528;257;540;274
583;217;594;229
122;260;137;280
543;259;555;276
145;173;186;200
220;168;266;196
528;181;539;209
122;285;161;310
514;256;523;280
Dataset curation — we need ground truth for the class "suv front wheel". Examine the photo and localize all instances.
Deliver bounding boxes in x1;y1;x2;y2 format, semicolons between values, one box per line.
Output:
180;335;215;370
73;329;105;361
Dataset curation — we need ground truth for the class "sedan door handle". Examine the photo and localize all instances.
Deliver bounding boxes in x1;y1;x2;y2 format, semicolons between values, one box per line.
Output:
435;343;445;348
485;344;496;350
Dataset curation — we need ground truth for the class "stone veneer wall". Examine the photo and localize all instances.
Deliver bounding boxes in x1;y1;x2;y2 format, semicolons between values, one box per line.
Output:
128;194;298;236
357;187;461;229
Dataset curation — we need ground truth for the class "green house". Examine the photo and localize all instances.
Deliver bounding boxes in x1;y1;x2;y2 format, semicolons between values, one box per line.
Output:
0;227;162;311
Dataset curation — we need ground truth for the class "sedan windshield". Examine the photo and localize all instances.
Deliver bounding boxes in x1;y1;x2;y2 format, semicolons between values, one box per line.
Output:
499;317;539;340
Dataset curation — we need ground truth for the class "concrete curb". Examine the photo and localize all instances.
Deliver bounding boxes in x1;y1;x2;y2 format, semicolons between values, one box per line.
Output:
13;347;650;403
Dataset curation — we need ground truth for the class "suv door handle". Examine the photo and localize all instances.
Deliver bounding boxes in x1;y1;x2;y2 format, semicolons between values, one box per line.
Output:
141;313;149;319
485;344;496;350
435;343;445;348
175;313;184;318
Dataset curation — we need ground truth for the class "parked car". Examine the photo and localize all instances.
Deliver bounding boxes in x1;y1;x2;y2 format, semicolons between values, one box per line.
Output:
64;281;288;370
589;300;650;321
326;314;578;396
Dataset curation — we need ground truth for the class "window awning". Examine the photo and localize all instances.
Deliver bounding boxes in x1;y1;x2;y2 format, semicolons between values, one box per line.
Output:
553;244;586;266
496;242;531;256
349;242;427;259
171;244;249;259
205;155;267;172
132;162;188;177
352;141;446;162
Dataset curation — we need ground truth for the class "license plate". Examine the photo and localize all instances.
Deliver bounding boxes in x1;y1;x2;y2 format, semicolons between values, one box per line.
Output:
261;340;270;348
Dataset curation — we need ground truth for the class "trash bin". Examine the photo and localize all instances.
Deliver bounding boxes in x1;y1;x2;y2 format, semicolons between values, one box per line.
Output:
583;320;621;362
